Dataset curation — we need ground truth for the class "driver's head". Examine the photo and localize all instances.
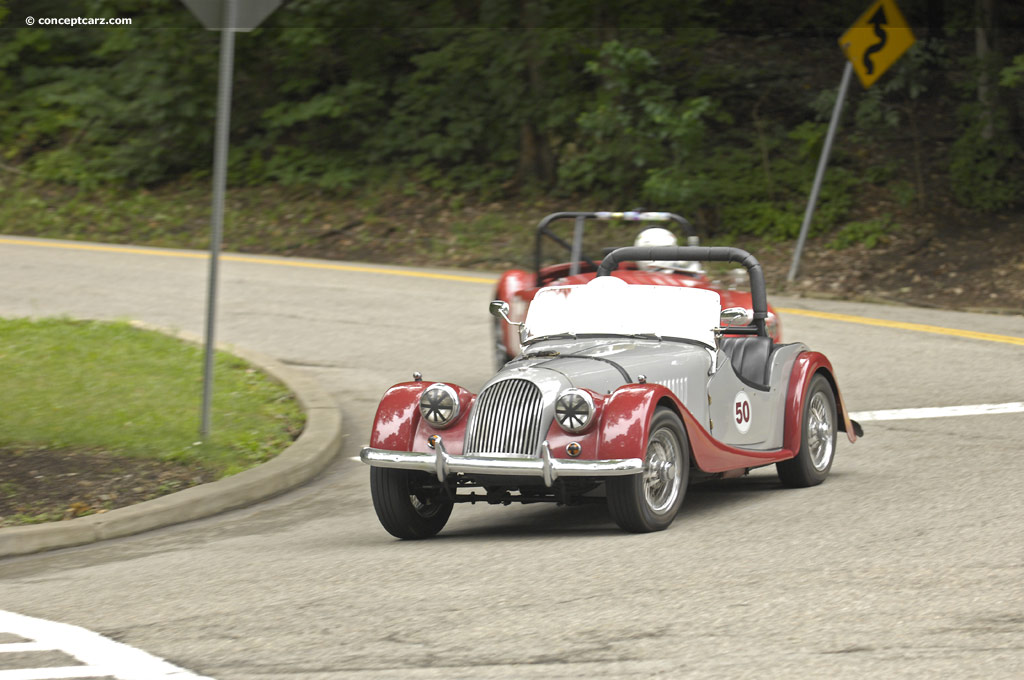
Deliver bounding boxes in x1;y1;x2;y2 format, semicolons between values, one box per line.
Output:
634;227;678;272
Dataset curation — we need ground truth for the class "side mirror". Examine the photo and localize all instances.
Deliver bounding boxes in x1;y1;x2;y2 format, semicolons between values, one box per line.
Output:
489;300;511;322
491;300;525;344
720;307;752;327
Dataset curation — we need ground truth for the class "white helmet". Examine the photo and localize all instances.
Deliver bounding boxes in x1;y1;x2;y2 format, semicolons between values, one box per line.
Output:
634;227;679;272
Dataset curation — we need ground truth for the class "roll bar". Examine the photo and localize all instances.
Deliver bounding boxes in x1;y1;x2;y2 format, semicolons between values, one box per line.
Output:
534;211;697;286
597;246;769;336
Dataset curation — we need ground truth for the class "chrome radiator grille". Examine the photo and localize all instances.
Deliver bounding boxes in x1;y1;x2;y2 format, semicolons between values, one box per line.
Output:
465;379;544;457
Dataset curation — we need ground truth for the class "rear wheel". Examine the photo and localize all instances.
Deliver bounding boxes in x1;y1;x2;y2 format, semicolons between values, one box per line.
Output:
777;374;837;487
369;468;453;539
607;408;689;533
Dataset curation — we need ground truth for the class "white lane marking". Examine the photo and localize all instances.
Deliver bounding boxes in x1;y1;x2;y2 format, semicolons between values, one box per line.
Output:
850;402;1024;422
0;643;51;653
0;610;214;680
1;668;117;680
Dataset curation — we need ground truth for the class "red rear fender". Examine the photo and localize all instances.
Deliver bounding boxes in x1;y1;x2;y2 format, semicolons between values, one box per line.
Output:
784;352;859;448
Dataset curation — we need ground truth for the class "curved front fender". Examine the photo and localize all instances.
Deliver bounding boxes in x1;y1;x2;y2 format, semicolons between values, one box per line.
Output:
369;382;474;452
598;384;678;461
368;382;424;451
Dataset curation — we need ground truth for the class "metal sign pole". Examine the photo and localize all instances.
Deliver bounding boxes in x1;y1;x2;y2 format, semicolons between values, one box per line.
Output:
200;0;237;439
787;60;854;282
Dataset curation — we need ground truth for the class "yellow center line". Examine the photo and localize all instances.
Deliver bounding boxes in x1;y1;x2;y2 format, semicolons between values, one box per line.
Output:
0;237;498;285
776;307;1024;347
4;237;1021;345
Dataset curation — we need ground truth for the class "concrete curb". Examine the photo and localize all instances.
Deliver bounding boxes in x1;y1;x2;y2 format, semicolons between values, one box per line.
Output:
0;323;343;558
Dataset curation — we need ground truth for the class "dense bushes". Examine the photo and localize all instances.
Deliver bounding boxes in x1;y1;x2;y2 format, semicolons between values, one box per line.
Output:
1;0;1023;240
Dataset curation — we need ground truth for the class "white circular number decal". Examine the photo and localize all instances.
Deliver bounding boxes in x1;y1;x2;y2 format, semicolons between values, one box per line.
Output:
733;391;752;434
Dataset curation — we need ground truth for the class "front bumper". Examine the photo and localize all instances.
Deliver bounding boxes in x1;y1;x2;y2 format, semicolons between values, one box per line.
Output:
360;437;643;487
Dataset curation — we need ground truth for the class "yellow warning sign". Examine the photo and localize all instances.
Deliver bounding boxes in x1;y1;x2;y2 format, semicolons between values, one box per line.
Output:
839;0;916;88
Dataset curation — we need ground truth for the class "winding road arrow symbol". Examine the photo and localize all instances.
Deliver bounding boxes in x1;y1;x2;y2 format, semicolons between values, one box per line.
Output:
862;6;888;75
839;0;915;89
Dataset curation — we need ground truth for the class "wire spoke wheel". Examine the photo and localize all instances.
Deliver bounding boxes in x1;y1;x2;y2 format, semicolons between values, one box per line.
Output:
806;392;835;471
643;429;683;514
607;408;689;532
777;374;837;488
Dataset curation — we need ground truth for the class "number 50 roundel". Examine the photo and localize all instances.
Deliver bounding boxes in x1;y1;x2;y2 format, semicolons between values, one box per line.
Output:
733;391;752;434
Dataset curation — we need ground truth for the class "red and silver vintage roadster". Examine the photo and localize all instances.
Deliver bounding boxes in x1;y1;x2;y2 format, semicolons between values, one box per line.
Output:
360;244;861;539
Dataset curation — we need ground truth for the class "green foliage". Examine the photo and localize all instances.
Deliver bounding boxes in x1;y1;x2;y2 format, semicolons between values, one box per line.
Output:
561;43;708;193
999;53;1024;87
889;180;917;209
827;215;892;250
643;118;858;240
0;0;1020;241
378;29;521;191
553;35;861;240
947;35;1024;211
0;0;217;188
949;120;1024;211
847;41;945;133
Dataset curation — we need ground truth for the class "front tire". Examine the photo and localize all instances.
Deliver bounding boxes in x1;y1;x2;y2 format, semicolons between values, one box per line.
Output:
369;468;454;539
607;408;690;533
777;374;837;487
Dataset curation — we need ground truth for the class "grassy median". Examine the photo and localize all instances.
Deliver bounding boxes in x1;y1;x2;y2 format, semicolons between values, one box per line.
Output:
0;318;305;525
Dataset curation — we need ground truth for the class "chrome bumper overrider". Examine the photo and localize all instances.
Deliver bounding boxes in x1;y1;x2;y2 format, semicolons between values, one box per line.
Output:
360;437;643;487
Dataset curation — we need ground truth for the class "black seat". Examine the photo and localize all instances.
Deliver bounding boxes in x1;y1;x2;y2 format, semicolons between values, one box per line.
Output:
719;336;773;389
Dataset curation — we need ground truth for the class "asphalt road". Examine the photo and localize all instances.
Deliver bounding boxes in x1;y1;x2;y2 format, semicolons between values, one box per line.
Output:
1;236;1022;679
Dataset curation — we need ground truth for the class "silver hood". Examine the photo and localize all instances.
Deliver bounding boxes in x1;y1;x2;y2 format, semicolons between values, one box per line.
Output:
465;339;713;457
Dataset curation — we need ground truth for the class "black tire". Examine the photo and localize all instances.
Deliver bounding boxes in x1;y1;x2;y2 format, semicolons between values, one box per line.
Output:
369;467;454;539
607;408;690;533
777;374;837;488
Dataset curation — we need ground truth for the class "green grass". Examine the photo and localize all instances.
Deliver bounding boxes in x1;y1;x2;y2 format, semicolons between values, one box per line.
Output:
0;318;305;477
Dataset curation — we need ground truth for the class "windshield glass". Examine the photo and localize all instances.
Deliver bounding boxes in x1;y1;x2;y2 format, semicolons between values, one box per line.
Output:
523;277;721;347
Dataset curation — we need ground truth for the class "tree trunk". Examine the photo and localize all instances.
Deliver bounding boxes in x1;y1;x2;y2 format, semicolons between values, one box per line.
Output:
517;121;556;187
516;2;556;187
975;0;995;140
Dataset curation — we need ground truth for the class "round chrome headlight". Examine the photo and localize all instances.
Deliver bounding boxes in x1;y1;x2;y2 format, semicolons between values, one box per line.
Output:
419;383;460;428
555;389;594;433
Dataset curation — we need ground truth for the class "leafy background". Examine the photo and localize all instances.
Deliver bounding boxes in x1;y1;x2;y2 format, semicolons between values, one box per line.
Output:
0;0;1022;278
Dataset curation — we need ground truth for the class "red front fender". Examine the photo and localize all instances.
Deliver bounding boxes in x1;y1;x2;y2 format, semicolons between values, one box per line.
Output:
368;382;422;451
598;384;678;460
369;381;474;453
